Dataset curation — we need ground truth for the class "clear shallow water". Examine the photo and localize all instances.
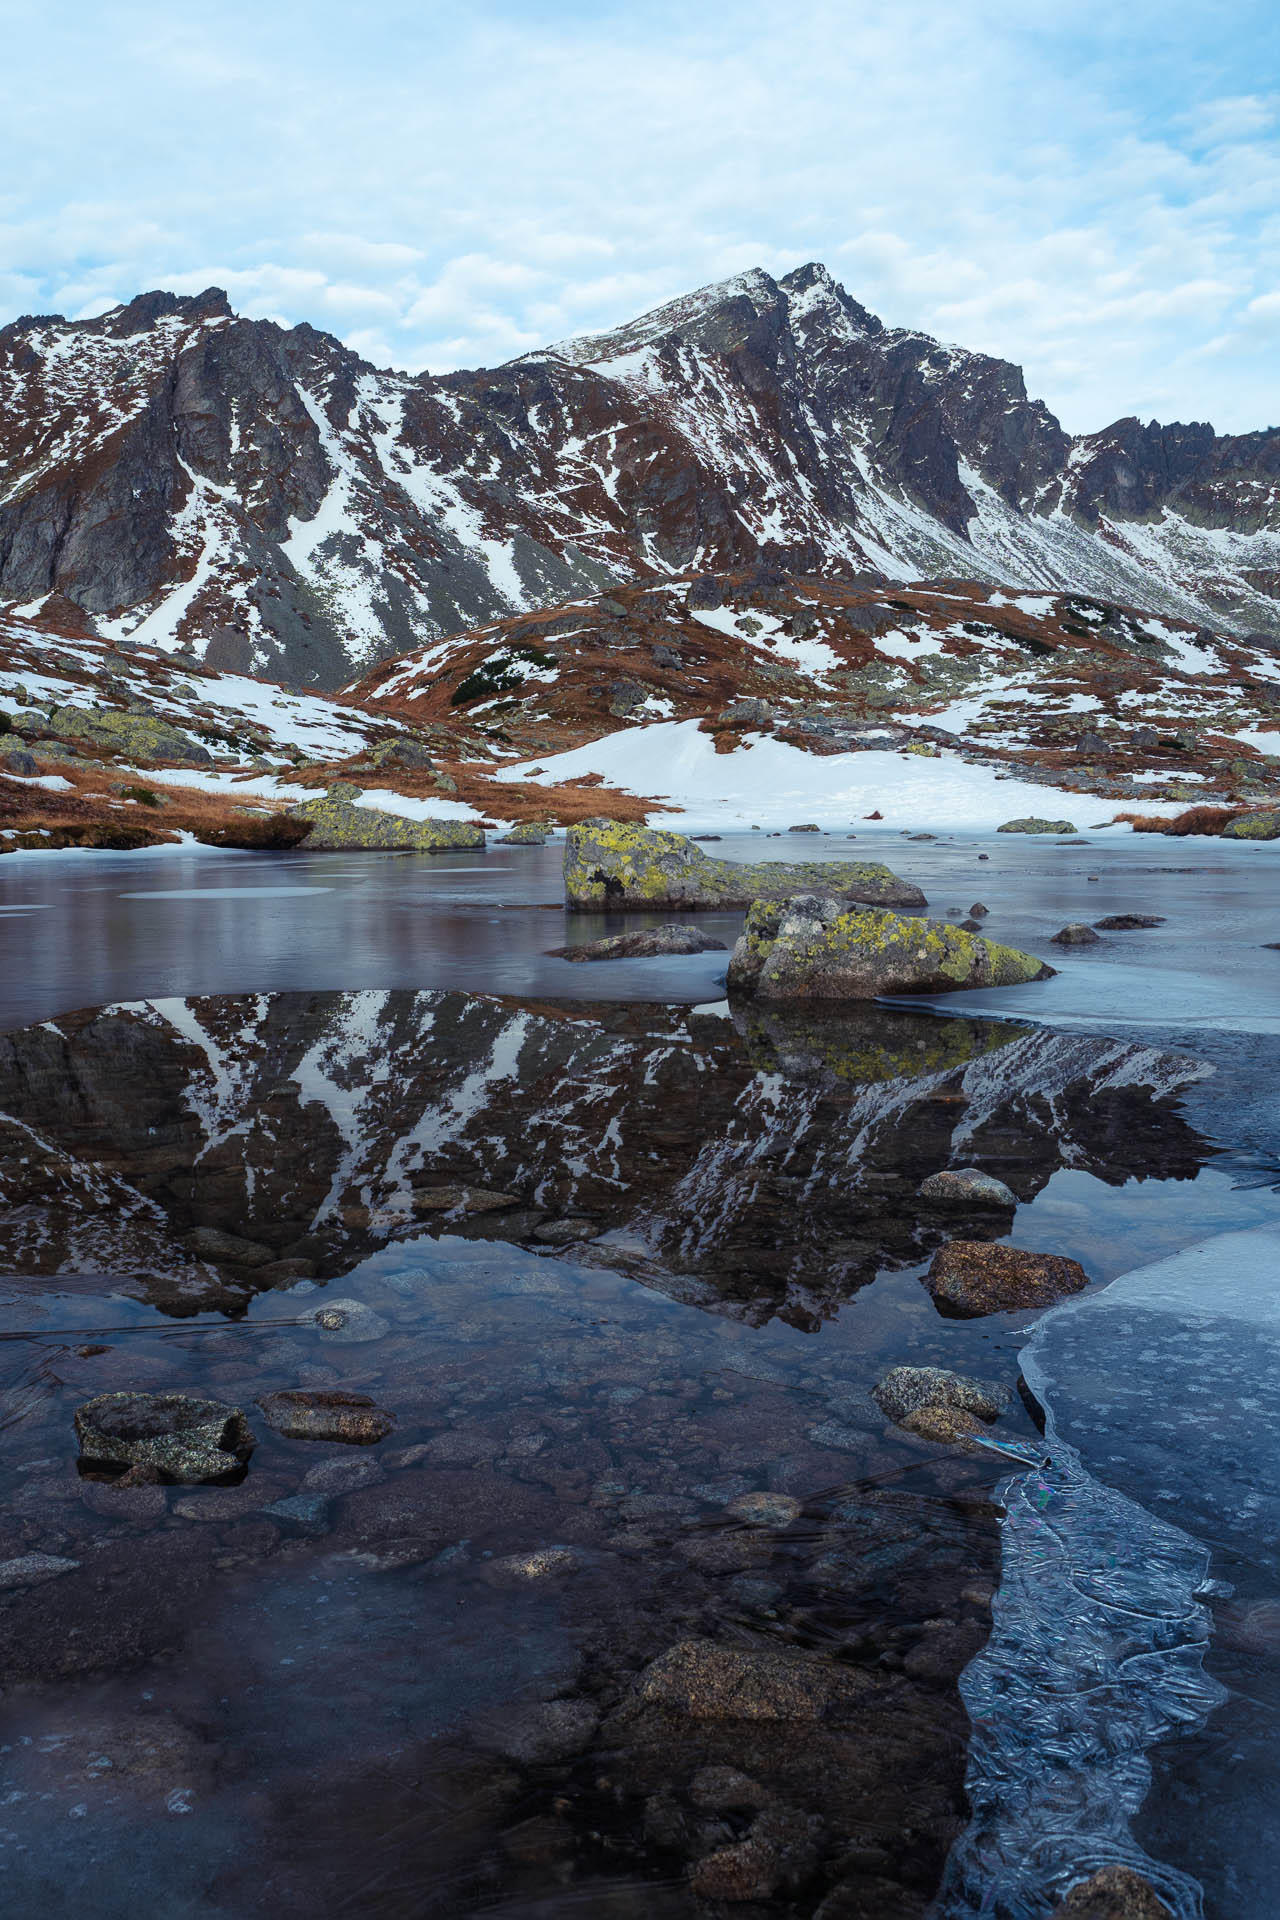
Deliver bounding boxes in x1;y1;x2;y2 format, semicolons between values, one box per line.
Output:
0;831;1278;1915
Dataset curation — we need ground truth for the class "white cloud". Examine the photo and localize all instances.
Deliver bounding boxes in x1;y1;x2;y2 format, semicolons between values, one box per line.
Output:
0;0;1278;430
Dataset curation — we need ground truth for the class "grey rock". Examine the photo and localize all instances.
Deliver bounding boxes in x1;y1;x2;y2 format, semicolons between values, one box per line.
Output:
871;1365;1010;1425
306;1298;391;1342
997;817;1078;834
288;784;484;851
0;1552;80;1589
75;1391;254;1484
184;1225;275;1267
260;1492;331;1535
498;821;550;844
409;1184;521;1214
552;923;727;962
1051;922;1102;946
918;1166;1017;1208
3;748;38;775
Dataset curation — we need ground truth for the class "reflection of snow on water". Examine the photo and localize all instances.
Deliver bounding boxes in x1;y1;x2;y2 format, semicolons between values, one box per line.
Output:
942;1226;1280;1919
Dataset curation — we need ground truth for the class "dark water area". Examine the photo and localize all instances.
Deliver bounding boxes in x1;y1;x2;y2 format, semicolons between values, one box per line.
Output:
0;832;1278;1916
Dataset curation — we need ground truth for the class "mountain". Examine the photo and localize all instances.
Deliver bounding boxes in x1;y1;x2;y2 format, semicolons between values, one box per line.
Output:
3;267;1280;691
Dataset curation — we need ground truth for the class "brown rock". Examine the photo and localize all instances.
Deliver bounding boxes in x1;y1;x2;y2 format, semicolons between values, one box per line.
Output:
256;1389;394;1445
636;1637;870;1722
925;1241;1090;1317
409;1185;521;1214
1049;1865;1175;1919
690;1835;782;1901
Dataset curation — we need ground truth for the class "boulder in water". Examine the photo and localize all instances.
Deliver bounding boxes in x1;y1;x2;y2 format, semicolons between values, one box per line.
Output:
499;820;552;844
1051;923;1101;946
1093;914;1166;930
998;817;1077;834
75;1392;254;1484
872;1365;1010;1426
257;1390;393;1445
918;1167;1017;1208
563;821;925;911
726;895;1053;1001
925;1241;1090;1317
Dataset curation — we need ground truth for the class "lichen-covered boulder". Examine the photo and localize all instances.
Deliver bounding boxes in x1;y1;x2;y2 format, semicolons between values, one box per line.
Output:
288;783;484;851
1222;807;1280;840
563;821;925;911
918;1167;1017;1208
500;820;553;845
997;816;1077;834
49;705;213;765
726;895;1054;1000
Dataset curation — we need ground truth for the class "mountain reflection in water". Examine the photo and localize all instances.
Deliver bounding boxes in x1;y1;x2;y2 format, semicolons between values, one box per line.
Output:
0;991;1233;1920
0;990;1211;1320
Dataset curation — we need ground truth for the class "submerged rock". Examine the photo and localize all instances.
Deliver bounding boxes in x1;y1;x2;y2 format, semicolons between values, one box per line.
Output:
1222;807;1280;840
257;1390;394;1445
872;1365;1009;1426
635;1637;871;1722
288;783;484;851
1049;1865;1175;1919
918;1167;1017;1208
925;1242;1090;1317
726;895;1054;1001
563;821;925;911
0;1552;79;1589
75;1391;254;1484
1093;915;1166;930
409;1184;521;1214
1052;923;1101;946
552;924;728;962
998;817;1078;834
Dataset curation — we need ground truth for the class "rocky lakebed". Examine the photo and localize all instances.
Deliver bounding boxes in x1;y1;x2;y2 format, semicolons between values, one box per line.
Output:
0;826;1278;1919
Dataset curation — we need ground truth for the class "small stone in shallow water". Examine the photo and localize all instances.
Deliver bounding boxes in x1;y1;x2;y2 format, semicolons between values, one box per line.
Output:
690;1835;783;1902
75;1392;254;1484
532;1217;601;1246
484;1697;600;1764
1049;1865;1174;1919
636;1638;871;1722
1051;923;1101;946
918;1167;1016;1208
551;924;728;962
969;902;989;917
725;1491;802;1528
925;1242;1090;1317
257;1390;394;1445
871;1366;1009;1425
0;1552;79;1589
409;1184;521;1214
486;1545;589;1581
307;1299;390;1342
260;1493;330;1535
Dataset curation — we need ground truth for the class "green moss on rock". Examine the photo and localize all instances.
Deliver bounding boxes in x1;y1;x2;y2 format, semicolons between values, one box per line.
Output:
1222;807;1280;840
48;705;213;766
727;894;1054;1001
997;816;1077;834
563;821;926;910
289;783;484;851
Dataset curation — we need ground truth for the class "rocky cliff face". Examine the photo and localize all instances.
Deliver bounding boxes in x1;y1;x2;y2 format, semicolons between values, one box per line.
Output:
3;267;1280;689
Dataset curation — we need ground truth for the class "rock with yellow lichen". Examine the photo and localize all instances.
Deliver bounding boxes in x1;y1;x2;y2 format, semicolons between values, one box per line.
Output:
288;782;484;851
727;894;1054;1000
563;820;926;910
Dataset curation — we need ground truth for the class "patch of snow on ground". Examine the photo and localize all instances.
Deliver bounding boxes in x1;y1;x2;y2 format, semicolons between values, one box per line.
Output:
495;718;1171;832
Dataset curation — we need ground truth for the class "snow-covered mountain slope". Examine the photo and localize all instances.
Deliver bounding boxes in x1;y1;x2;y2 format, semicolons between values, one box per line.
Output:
3;268;1280;690
348;568;1280;808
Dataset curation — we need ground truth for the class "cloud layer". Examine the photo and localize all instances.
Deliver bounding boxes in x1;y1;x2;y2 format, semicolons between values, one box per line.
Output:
1;0;1278;432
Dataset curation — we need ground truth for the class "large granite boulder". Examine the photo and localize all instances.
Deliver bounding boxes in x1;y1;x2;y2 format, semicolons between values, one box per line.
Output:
48;705;213;766
75;1391;254;1483
563;821;925;911
726;895;1054;1000
289;783;484;851
1222;806;1280;839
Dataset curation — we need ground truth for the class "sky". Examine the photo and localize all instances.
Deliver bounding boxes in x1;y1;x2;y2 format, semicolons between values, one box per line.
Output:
1;0;1278;434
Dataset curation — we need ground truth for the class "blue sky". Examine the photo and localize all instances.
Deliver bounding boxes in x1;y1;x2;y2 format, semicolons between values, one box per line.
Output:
1;0;1277;432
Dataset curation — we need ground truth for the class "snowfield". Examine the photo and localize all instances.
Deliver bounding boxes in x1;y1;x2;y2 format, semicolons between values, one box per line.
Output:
496;719;1178;832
